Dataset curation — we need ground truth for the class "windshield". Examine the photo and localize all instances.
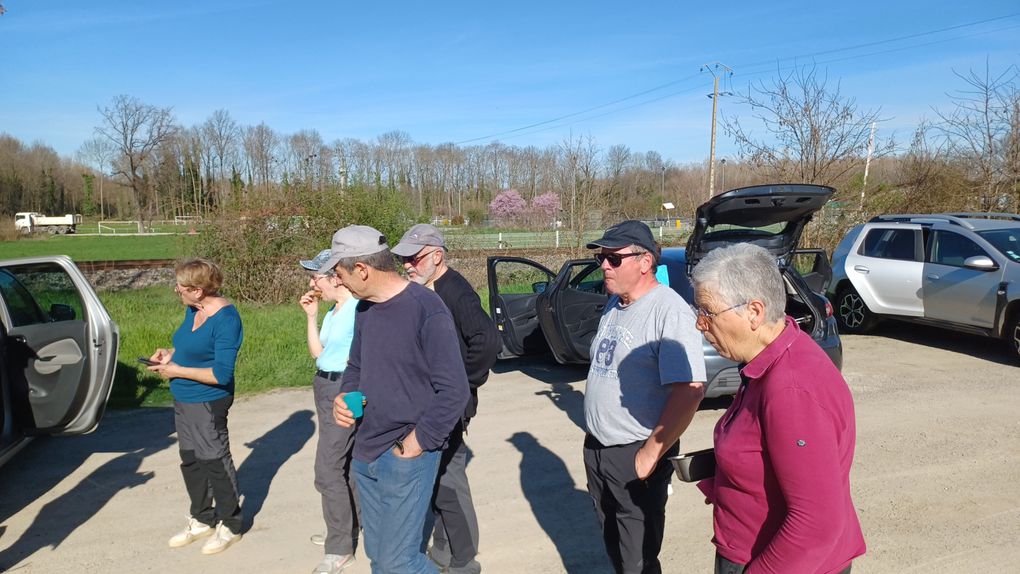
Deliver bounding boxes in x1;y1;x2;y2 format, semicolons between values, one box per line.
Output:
976;228;1020;262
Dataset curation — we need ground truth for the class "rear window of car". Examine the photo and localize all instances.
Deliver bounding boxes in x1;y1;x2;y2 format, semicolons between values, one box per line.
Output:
976;228;1020;262
860;228;917;261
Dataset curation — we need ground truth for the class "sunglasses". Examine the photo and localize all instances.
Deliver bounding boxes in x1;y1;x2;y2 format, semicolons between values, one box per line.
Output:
594;252;644;268
401;249;438;266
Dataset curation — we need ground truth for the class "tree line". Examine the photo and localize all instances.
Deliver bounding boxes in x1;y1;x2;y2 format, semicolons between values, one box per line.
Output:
1;63;1017;233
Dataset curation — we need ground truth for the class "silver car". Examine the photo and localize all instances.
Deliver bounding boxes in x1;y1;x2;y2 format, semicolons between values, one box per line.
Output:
828;213;1020;361
0;256;120;467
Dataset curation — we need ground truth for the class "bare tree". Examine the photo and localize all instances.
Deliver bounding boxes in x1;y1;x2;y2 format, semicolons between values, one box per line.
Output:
724;65;888;186
76;136;116;218
202;109;239;207
242;123;278;196
935;61;1018;210
95;95;176;219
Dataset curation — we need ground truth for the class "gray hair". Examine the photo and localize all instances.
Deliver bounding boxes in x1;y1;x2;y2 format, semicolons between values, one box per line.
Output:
335;248;398;273
690;243;786;324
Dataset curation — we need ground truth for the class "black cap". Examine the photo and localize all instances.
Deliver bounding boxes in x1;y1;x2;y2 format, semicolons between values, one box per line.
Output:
586;220;658;254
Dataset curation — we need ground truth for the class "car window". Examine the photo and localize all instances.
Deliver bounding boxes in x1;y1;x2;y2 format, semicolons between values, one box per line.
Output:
859;228;917;261
930;231;989;267
494;261;553;295
0;263;84;327
567;263;604;294
976;228;1020;263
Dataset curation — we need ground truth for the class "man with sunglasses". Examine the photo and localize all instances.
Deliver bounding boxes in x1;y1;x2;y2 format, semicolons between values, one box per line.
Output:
583;220;706;574
392;223;501;574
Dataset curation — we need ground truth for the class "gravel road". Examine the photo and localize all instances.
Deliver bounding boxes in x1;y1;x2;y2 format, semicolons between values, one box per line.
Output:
1;322;1017;573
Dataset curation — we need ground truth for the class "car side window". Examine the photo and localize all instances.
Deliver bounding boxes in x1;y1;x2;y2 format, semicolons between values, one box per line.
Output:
930;231;989;267
860;228;917;261
568;263;605;294
0;264;84;327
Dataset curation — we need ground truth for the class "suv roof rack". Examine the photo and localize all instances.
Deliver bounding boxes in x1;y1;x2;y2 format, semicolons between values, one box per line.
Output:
941;212;1020;222
870;212;1020;230
870;213;976;229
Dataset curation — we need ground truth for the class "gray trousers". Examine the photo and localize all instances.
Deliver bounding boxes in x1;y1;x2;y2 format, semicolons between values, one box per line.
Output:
175;396;242;533
583;434;677;574
313;375;360;556
428;424;481;573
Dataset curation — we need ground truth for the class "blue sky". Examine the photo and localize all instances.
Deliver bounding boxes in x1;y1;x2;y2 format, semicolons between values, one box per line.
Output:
1;1;1017;163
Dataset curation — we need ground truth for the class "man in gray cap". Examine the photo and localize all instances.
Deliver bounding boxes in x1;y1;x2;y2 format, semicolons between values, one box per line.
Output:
326;224;470;574
582;220;706;574
392;223;501;574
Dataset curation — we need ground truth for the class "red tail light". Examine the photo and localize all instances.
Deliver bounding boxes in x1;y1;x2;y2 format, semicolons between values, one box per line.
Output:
824;300;833;318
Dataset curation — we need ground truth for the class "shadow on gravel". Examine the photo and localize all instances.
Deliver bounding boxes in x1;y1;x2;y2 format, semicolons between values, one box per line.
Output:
857;322;1018;367
237;409;315;531
507;432;611;574
498;356;734;433
495;357;589;430
0;407;175;569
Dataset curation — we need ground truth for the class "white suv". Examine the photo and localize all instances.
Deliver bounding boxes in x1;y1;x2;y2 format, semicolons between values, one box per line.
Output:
828;213;1020;361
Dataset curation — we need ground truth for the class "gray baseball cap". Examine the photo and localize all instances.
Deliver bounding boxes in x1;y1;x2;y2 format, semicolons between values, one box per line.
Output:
299;248;333;273
318;225;389;273
391;223;447;257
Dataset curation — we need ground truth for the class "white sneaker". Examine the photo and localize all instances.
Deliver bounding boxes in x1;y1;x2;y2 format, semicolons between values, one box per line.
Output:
168;516;214;548
313;554;355;574
200;522;242;555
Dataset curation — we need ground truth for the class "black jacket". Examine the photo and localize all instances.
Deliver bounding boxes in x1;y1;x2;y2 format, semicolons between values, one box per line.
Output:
434;268;501;421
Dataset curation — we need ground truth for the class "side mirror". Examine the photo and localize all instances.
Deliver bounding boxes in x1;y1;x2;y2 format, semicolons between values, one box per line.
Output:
532;281;549;294
963;256;998;271
49;303;76;321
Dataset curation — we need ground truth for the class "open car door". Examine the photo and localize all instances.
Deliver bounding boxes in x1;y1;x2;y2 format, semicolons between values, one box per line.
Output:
791;248;833;294
486;256;554;358
536;259;607;364
0;256;119;437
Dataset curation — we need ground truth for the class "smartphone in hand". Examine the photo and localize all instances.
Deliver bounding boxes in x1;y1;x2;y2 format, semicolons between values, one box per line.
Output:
137;357;159;366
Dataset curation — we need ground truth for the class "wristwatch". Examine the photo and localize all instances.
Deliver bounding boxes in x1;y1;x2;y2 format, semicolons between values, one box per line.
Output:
394;437;404;455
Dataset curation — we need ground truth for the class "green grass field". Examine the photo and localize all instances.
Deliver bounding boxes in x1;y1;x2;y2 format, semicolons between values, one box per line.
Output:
0;234;193;260
101;286;316;408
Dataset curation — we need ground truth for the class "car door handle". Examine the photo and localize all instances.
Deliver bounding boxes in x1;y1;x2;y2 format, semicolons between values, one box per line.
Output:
927;274;940;280
852;265;870;274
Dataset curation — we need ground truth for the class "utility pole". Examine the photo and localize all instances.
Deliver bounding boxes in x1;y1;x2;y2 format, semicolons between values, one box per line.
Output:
860;121;877;210
703;62;733;201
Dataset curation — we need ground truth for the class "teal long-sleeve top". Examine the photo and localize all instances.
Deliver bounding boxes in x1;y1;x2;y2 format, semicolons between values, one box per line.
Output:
170;304;243;403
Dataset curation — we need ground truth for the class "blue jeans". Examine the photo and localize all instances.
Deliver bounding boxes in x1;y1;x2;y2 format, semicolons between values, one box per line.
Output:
353;447;441;574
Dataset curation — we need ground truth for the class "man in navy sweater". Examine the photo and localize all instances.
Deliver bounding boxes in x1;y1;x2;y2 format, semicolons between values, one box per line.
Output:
393;224;501;574
327;225;469;574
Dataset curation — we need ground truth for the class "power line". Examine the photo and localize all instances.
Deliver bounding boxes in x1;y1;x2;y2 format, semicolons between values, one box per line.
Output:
454;12;1020;145
473;21;1020;144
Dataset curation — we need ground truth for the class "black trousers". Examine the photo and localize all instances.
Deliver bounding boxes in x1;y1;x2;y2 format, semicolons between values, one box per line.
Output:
427;423;481;573
715;553;853;574
583;434;678;574
175;396;242;533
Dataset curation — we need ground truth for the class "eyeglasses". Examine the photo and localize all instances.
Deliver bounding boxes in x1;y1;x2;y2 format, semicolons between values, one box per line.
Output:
401;249;438;267
594;252;644;268
692;302;748;325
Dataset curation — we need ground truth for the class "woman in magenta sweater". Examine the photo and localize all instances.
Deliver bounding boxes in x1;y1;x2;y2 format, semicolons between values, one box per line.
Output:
690;243;865;574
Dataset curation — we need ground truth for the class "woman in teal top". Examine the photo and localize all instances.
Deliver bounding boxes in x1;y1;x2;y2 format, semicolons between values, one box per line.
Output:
148;258;244;556
298;249;360;574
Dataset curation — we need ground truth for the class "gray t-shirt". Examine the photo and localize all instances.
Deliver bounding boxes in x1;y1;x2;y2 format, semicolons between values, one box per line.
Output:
584;283;707;446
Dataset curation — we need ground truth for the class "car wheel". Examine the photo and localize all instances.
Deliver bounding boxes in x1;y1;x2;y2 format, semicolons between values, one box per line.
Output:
835;286;876;334
1006;312;1020;362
